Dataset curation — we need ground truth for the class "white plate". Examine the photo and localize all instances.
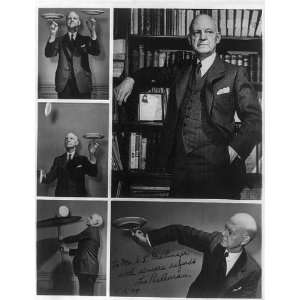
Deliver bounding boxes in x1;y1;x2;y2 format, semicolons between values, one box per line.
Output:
112;216;147;231
80;9;105;16
83;133;104;139
41;13;65;20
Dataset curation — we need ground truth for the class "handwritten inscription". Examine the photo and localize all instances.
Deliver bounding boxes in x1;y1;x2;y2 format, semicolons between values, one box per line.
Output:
112;248;198;296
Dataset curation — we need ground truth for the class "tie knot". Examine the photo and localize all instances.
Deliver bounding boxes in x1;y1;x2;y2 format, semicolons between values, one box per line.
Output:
224;250;229;258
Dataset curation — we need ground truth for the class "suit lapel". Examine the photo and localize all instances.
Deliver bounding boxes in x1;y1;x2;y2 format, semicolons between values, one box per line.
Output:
175;64;193;108
221;249;247;293
62;34;73;57
205;56;226;116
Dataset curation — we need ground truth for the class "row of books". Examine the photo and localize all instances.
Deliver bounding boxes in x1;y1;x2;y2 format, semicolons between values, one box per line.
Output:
130;47;262;83
129;185;170;198
128;131;161;171
130;9;262;37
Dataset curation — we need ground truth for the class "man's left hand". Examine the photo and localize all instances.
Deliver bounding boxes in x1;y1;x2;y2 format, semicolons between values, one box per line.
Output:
228;145;239;164
86;18;97;39
88;141;100;154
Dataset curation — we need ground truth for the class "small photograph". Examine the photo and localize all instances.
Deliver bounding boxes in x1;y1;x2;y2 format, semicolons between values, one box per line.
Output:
38;8;110;99
37;103;108;197
37;199;107;295
112;8;263;200
111;201;261;298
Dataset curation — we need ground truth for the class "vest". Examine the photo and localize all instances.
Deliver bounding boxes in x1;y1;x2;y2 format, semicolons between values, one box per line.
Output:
175;65;227;169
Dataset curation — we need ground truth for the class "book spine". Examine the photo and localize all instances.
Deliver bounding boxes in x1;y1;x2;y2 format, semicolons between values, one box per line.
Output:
141;137;147;170
248;10;259;37
220;10;227;36
129;132;136;169
234;9;242;37
227;9;234;36
241;10;250;37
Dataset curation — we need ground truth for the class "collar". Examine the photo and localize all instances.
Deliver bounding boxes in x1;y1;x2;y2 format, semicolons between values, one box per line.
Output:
66;151;76;160
225;250;243;260
68;31;77;40
197;52;216;76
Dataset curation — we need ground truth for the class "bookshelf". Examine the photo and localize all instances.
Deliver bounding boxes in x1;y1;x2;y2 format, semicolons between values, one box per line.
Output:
112;8;263;198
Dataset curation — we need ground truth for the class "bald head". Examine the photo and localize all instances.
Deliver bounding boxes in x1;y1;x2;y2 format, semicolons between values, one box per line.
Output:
230;213;258;241
189;14;218;33
221;212;258;251
188;14;221;59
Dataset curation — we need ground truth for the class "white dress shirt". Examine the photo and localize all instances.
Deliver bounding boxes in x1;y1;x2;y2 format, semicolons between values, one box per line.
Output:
197;52;216;77
225;250;242;275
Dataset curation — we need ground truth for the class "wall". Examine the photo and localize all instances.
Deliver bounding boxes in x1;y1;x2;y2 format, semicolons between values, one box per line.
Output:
110;201;261;297
37;103;108;197
38;8;110;99
37;200;107;295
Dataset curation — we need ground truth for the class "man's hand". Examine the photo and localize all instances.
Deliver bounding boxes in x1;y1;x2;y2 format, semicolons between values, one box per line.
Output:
60;246;69;254
49;21;58;42
114;77;135;105
86;18;97;40
131;229;149;246
88;141;100;164
38;169;46;184
228;145;239;164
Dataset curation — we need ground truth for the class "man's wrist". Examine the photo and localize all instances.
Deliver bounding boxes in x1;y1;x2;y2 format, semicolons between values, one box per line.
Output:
48;35;56;43
91;32;97;40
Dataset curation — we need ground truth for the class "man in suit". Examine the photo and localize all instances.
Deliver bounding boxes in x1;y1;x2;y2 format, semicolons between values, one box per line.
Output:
132;213;261;298
39;132;99;197
60;213;103;295
45;11;100;99
114;14;262;199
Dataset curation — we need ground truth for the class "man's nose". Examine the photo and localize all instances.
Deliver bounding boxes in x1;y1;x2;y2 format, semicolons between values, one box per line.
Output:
199;31;207;40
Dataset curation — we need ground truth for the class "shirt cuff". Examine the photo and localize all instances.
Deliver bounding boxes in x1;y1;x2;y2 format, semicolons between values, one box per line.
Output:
146;234;152;247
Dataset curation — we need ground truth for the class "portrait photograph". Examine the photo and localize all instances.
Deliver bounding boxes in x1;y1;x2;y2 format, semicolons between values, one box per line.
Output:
110;201;261;298
37;199;107;295
112;8;263;200
38;8;110;100
37;102;108;197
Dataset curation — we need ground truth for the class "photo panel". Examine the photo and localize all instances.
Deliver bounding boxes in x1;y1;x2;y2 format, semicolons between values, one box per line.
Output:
37;102;109;197
112;8;263;200
38;8;110;100
36;199;107;295
110;201;261;298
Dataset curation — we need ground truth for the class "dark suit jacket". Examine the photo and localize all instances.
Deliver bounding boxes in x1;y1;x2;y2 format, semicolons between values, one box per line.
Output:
45;33;100;93
148;225;261;298
63;226;100;276
42;152;97;197
132;57;262;168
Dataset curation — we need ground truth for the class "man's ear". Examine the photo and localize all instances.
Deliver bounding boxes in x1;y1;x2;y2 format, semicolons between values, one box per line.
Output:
215;32;221;45
241;234;250;246
78;19;81;26
187;34;192;47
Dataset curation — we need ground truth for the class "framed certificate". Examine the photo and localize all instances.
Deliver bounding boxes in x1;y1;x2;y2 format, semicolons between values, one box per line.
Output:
138;93;164;121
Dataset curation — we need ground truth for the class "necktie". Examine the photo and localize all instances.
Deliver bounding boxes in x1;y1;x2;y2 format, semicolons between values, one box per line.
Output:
68;153;72;161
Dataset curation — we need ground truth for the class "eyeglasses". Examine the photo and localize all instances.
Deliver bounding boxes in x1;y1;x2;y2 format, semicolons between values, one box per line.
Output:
190;29;215;38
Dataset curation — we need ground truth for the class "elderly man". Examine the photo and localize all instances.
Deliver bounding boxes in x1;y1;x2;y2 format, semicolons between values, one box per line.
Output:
60;213;103;295
132;213;261;298
114;14;262;199
45;11;100;99
39;132;99;197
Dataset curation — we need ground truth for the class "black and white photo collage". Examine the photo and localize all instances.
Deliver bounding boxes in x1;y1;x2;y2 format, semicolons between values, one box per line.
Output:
36;1;263;297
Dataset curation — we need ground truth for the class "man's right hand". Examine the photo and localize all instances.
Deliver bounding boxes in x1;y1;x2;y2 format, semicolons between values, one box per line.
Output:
113;77;135;105
131;229;149;246
49;21;58;42
39;169;45;184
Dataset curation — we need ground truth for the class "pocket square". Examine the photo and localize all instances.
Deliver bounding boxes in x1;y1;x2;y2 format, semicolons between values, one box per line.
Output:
232;286;242;292
80;44;86;48
76;165;83;168
216;87;230;95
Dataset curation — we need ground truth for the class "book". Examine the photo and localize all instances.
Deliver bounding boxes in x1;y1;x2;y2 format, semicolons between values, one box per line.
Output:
113;39;126;60
212;10;219;32
141;138;147;170
234;10;242;36
241;10;250;37
220;10;227;36
256;13;262;36
227;9;234;36
129;132;137;169
248;10;259;37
